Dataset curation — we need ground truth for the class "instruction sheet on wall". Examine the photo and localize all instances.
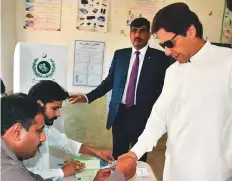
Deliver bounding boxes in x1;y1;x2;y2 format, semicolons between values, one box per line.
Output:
73;40;104;87
24;0;62;31
77;0;109;32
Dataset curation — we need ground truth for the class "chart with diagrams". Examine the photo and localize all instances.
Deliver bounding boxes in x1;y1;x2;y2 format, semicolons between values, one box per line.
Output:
77;0;109;32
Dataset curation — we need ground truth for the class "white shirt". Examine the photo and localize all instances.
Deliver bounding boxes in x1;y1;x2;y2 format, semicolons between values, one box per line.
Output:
121;44;149;104
23;126;82;181
131;41;232;181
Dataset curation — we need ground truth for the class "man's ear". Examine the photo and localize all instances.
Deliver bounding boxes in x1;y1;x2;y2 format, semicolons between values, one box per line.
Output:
186;25;197;39
37;100;44;107
12;123;25;141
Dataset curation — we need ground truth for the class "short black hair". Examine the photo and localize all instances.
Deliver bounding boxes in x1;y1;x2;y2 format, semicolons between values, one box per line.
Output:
1;93;42;135
152;2;203;38
130;17;150;32
28;80;69;104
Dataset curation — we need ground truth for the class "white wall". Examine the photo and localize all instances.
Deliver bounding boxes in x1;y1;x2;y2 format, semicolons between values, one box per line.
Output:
1;0;225;92
14;0;225;93
1;0;16;92
182;0;225;41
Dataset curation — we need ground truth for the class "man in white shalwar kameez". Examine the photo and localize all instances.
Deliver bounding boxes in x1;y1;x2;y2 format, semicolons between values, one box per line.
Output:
118;2;232;181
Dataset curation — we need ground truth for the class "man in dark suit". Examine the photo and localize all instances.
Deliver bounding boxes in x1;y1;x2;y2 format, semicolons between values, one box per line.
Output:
69;18;169;162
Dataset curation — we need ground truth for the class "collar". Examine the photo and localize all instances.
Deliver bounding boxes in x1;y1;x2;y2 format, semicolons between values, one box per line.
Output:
1;138;19;162
132;44;149;55
190;41;212;63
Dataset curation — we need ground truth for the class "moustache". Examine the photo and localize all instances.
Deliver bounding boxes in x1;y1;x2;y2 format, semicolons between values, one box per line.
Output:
50;117;58;121
45;116;58;126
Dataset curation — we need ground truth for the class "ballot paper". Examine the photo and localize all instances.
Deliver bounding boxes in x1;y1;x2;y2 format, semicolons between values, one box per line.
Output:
73;157;100;181
75;169;99;181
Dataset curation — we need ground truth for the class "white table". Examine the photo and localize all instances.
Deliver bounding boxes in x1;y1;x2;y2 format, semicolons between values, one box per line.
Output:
64;161;158;181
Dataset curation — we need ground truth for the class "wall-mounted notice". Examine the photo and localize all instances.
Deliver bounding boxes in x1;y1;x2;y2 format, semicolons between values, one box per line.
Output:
73;40;104;87
125;0;164;26
221;3;232;43
14;42;67;94
76;0;109;32
24;0;62;31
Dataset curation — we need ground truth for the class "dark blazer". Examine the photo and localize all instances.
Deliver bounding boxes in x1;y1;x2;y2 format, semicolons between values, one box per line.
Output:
87;47;170;129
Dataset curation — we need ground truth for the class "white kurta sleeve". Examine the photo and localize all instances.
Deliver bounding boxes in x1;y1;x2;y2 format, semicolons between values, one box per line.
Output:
48;126;82;156
131;67;175;159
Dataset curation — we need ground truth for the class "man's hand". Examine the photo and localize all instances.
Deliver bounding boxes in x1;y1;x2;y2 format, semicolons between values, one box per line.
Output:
61;161;85;177
115;154;137;180
79;146;114;162
118;151;138;161
93;168;112;181
94;150;115;162
69;94;87;104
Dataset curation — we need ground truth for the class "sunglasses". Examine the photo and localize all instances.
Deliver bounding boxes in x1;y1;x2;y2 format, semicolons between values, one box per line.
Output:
159;34;178;49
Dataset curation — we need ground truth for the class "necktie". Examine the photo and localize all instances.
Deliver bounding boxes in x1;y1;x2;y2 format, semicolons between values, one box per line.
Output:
125;51;140;107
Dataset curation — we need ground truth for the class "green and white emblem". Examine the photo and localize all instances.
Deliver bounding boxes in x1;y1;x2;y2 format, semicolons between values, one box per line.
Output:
32;53;56;78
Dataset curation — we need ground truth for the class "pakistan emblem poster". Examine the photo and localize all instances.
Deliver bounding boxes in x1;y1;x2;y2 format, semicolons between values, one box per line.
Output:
14;42;67;94
32;54;56;79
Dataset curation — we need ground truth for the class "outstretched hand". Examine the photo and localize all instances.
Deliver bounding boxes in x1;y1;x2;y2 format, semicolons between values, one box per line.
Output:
68;94;87;104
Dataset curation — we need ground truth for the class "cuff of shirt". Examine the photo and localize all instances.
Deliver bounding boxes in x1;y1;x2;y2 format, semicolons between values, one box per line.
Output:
58;168;64;178
130;141;146;160
83;95;89;103
107;170;126;181
76;142;83;155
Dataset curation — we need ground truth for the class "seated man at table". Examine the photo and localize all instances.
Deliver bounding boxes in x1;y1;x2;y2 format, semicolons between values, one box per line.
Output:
1;93;49;181
24;80;114;181
1;93;127;181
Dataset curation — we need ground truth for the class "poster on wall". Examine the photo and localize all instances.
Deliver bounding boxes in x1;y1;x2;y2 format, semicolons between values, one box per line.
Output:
76;0;109;32
221;2;232;43
125;0;164;26
73;40;104;87
14;42;67;94
24;0;62;31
